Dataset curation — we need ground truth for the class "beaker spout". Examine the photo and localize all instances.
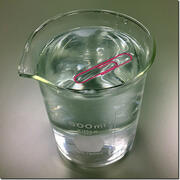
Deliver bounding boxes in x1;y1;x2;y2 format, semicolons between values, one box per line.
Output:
18;42;56;89
18;41;36;78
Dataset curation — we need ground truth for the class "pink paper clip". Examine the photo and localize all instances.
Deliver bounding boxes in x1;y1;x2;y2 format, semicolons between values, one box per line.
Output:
73;53;133;84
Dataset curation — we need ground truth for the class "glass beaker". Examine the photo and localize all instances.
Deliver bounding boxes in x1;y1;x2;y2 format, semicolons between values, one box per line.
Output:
18;9;156;167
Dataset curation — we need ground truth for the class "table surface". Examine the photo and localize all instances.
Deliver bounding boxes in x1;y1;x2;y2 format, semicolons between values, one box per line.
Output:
0;0;178;178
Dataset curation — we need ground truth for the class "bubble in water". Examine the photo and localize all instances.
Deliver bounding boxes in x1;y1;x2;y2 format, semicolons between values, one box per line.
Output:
123;19;128;25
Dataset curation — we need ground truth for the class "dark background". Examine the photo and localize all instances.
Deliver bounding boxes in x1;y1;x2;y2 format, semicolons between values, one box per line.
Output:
0;0;178;178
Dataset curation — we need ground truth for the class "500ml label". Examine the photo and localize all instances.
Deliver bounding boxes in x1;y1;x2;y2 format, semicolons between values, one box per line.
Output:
68;122;106;130
68;122;107;135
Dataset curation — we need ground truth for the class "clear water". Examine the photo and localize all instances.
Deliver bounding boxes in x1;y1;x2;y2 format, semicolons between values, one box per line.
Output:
38;26;146;166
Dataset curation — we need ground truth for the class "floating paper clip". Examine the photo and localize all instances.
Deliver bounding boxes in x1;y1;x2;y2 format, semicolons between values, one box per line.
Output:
73;53;133;84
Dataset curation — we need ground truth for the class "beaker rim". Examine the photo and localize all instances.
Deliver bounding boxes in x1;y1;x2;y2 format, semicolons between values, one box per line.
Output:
23;9;156;93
